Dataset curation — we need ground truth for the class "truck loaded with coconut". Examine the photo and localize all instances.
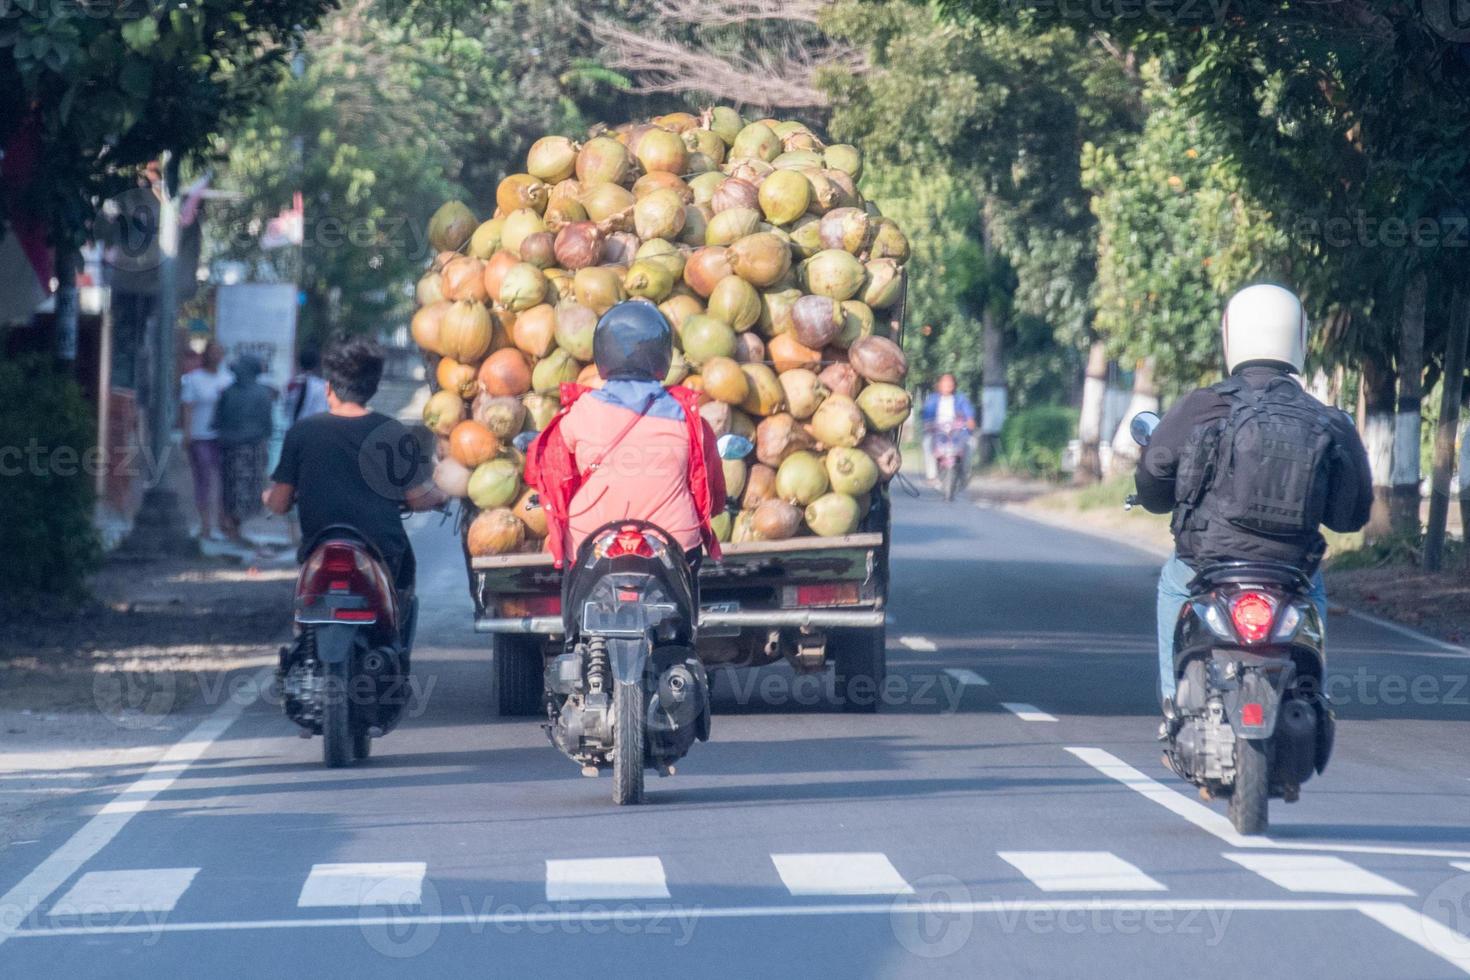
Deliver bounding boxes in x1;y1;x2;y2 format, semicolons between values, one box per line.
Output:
409;107;913;716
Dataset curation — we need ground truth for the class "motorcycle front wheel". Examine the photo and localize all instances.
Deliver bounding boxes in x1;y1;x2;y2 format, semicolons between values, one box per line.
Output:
612;680;645;805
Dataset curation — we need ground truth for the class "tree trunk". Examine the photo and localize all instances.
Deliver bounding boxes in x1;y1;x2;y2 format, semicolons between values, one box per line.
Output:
1109;357;1159;476
1390;270;1426;537
1426;286;1469;571
53;247;80;362
976;205;1006;467
1074;337;1108;484
1361;358;1397;543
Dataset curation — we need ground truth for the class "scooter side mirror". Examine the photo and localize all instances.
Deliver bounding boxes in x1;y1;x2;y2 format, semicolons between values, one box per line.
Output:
1130;411;1161;447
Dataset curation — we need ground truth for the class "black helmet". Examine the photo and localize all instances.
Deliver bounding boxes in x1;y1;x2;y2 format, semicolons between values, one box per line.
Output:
593;300;673;381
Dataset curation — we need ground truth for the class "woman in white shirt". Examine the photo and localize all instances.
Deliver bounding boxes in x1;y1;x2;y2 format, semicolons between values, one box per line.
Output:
179;342;234;538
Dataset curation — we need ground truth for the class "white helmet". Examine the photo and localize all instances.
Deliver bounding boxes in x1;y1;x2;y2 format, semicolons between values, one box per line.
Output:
1221;283;1308;374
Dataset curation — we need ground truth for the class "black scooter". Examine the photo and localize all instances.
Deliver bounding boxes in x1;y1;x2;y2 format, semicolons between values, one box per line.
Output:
1130;412;1334;834
543;521;711;805
278;525;418;767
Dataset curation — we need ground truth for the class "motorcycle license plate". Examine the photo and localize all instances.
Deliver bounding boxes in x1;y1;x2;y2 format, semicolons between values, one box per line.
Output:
581;601;677;637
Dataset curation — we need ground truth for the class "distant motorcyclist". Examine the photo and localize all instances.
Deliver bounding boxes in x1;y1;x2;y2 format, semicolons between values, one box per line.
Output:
920;373;976;482
526;300;726;569
1134;283;1372;720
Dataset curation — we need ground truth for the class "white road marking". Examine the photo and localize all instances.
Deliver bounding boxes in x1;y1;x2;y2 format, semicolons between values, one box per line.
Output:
898;635;937;652
998;851;1166;892
1358;903;1470;976
0;667;272;948
1068;746;1470;860
1223;853;1413;896
545;857;669;901
1346;610;1470;657
297;863;427;908
6;899;1459;945
770;852;914;896
49;868;199;916
1455;862;1470;873
1002;702;1057;722
942;668;988;686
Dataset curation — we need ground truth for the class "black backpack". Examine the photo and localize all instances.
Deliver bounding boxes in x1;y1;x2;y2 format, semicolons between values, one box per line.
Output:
1176;376;1336;540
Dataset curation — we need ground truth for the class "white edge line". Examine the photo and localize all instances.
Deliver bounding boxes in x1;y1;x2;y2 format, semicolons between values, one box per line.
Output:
0;667;273;947
1345;609;1470;657
1357;903;1470;976
2;898;1417;939
1066;746;1470;860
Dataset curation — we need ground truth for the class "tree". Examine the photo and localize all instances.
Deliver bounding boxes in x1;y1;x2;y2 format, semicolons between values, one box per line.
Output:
211;1;587;341
0;0;339;304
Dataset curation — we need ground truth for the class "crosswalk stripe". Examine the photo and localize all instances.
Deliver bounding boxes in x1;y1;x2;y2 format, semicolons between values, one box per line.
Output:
998;851;1167;892
297;863;426;908
49;868;200;916
1001;702;1058;722
1222;853;1414;895
545;857;670;901
943;668;988;686
898;635;937;652
770;853;915;896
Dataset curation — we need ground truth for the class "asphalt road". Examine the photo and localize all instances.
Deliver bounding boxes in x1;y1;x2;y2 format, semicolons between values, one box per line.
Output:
3;491;1469;978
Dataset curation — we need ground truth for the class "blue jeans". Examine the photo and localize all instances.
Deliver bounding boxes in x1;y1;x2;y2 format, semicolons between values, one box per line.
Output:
1156;555;1327;702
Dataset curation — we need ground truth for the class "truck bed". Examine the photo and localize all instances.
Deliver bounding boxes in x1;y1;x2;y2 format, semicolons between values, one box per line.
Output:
469;532;887;634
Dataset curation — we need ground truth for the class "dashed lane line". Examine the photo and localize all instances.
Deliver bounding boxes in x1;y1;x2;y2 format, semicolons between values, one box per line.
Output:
998;851;1166;892
942;668;988;686
49;868;200;917
770;853;914;896
297;863;427;908
1002;703;1058;723
1067;746;1470;860
897;635;937;652
0;667;273;948
544;857;670;902
1222;853;1414;896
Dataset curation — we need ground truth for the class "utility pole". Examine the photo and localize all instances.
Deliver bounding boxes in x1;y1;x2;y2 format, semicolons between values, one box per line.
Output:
118;151;197;558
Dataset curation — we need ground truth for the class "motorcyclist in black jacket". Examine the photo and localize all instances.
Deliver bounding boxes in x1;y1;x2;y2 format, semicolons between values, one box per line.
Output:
1134;283;1373;719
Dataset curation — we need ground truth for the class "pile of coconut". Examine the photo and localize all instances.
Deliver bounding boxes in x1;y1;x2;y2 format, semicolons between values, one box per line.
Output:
411;107;912;557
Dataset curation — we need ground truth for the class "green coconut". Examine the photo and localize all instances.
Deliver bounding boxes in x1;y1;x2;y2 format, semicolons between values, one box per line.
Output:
804;492;861;538
825;447;879;496
680;314;738;367
801;249;866;301
531;348;579;394
856;382;913;433
775;450;829;506
707;275;762;332
467;457;521;509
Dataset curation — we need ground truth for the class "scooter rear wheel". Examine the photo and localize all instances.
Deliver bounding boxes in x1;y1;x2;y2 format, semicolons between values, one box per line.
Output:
613;680;645;805
1229;735;1271;835
322;659;354;769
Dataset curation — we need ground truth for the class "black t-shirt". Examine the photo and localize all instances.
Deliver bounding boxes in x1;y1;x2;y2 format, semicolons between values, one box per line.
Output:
272;412;430;573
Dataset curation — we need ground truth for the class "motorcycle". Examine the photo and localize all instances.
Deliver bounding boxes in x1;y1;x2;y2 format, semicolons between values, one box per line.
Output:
929;422;970;502
543;520;711;805
1130;411;1334;834
278;525;418;767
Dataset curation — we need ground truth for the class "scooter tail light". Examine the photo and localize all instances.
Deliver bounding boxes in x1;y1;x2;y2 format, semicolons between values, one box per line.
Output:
603;529;656;559
1230;592;1277;644
1241;702;1264;726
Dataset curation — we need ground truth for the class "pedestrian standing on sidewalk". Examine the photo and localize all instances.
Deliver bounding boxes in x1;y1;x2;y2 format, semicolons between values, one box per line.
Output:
179;341;233;540
285;344;330;423
214;354;276;546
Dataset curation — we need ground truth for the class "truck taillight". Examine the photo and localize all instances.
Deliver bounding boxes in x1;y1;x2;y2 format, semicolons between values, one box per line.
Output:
1230;592;1277;644
786;583;862;607
500;595;561;618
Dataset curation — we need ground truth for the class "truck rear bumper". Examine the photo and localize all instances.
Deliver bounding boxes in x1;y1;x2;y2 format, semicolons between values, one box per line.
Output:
473;608;887;635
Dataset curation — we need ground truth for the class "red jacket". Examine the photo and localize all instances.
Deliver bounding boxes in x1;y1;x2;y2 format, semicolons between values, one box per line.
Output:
526;383;726;568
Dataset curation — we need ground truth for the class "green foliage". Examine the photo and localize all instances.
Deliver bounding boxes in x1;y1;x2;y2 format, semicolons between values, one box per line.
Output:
211;4;588;341
999;405;1077;477
0;0;337;250
858;166;988;393
0;357;101;608
1083;66;1288;394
